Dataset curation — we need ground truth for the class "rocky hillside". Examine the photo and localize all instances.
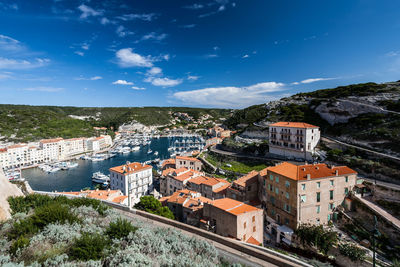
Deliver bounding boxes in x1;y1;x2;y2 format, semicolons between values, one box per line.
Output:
0;170;23;221
225;81;400;155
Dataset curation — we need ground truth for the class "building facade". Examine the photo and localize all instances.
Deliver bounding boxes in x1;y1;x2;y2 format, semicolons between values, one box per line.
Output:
259;162;357;243
175;156;203;171
268;122;320;161
226;170;259;203
109;162;153;206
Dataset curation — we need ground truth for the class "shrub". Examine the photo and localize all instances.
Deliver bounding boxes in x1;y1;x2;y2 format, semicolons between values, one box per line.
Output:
69;233;110;261
135;196;175;220
10;236;30;255
339;243;366;262
295;224;338;255
105;218;138;240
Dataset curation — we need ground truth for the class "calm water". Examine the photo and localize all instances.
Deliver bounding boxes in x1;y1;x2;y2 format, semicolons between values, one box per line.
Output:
23;137;174;192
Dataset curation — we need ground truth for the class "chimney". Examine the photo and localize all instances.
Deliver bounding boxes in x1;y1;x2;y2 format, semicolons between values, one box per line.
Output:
306;174;311;180
316;166;319;170
335;170;339;176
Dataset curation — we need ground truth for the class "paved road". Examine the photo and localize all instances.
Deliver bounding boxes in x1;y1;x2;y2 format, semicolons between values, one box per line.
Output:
209;145;283;162
362;177;400;191
354;194;400;232
341;99;400;116
321;135;400;162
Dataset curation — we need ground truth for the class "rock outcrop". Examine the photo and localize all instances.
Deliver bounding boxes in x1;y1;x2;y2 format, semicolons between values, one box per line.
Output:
0;170;24;221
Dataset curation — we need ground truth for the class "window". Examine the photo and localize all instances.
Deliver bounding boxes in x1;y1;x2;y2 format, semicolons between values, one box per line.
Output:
263;179;266;186
316;218;320;225
270;174;273;181
330;180;334;186
285;192;290;199
285;181;290;188
253;226;256;232
301;184;306;190
329;203;335;210
284;218;289;225
327;214;332;221
270;196;275;205
284;203;291;213
247;185;252;191
344;187;349;194
317;182;321;188
330;190;334;200
271;209;275;216
300;195;306;203
275;187;279;194
316;205;320;214
316;192;320;202
275;176;279;183
252;216;255;222
244;222;246;229
345;176;348;183
269;184;273;191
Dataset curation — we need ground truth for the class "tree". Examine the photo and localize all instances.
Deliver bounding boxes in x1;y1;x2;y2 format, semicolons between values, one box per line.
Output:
135;196;175;220
295;224;338;255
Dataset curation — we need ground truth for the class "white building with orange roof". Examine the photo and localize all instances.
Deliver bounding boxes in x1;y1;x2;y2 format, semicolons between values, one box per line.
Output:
39;138;64;161
87;135;112;152
109;161;153;206
202;198;263;245
187;176;230;199
165;167;203;196
63;138;86;157
268;121;320;161
259;161;357;243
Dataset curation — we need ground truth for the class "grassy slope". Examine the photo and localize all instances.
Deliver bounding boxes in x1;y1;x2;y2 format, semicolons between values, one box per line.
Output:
0;105;231;142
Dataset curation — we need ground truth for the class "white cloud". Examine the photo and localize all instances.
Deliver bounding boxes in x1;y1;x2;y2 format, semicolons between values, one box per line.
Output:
385;51;399;57
184;4;204;9
74;51;84;56
146;77;182;87
75;76;103;81
81;44;89;50
116;25;134;37
100;17;110;25
187;75;199;81
181;24;196;29
242;54;249;58
116;48;153;68
0;34;24;52
78;4;102;19
293;77;337;84
204;54;218;59
147;67;162;76
131;86;146;90
0;3;18;11
24;86;63;92
117;13;156;21
141;32;167;41
173;81;285;108
0;73;11;80
0;57;50;69
112;79;133;85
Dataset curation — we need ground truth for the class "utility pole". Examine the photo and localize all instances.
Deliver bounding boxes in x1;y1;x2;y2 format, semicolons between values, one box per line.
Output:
372;215;378;267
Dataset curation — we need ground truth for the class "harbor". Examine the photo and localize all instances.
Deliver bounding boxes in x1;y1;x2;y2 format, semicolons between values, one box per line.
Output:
22;136;205;192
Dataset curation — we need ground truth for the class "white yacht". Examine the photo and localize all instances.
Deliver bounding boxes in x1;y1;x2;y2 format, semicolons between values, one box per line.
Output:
92;172;110;184
132;146;140;151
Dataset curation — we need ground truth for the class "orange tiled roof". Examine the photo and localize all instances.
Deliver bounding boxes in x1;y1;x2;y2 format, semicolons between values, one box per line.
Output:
210;198;259;216
162;158;176;168
40;138;63;144
0;148;7;153
259;167;268;177
233;170;259;187
162;168;176;176
112;195;128;204
213;183;231;193
188;176;227;186
61;190;122;201
176;156;201;162
174;171;196;182
267;162;357;181
268;122;318;128
109;162;152;175
7;144;27;149
247;236;261;245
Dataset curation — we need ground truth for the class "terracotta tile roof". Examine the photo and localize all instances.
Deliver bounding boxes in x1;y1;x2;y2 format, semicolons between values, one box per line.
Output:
162;168;176;176
167;190;212;211
176;156;201;162
189;176;229;187
109;162;152;175
259;167;268;177
162;158;176;168
61;190;122;201
247;236;261;245
112;195;128;204
210;198;260;216
213;183;231;194
7;144;27;149
40;138;63;144
233;170;259;187
174;171;197;182
267;162;357;181
0;148;7;153
65;138;84;141
268;122;318;128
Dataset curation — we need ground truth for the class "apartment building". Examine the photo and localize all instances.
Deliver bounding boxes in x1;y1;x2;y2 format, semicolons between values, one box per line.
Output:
259;162;357;243
268;122;320;161
186;176;230;199
40;138;64;162
164;167;203;196
205;137;223;148
63;138;86;157
175;156;203;171
202;198;263;245
109;162;153;206
160;189;212;226
87;135;112;152
226;170;259;203
161;158;176;170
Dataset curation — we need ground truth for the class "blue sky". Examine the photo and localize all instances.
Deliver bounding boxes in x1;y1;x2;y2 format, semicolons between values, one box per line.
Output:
0;0;399;108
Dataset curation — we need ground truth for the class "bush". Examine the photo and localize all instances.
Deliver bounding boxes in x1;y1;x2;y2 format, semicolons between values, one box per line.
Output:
339;243;366;262
106;218;138;240
135;196;175;220
69;233;110;261
10;236;30;255
295;224;338;255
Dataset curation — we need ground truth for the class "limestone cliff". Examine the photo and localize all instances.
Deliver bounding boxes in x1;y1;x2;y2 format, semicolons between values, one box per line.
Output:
0;170;24;221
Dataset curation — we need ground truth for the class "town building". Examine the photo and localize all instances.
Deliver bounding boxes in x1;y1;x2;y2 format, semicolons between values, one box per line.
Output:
61;189;128;206
186;176;230;199
63;138;86;157
202;198;263;245
259;162;357;243
268;122;320;161
164;167;203;196
205;137;223;148
161;158;176;170
160;189;212;226
175;156;203;171
109;162;153;206
226;170;260;204
39;138;64;162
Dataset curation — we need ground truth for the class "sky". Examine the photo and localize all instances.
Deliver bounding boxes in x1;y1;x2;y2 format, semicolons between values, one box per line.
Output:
0;0;400;109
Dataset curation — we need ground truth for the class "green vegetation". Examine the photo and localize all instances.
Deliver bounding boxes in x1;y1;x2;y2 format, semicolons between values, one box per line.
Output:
134;195;175;219
205;152;270;174
295;224;338;255
376;200;400;219
1;195;239;266
0;104;231;142
338;243;366;262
